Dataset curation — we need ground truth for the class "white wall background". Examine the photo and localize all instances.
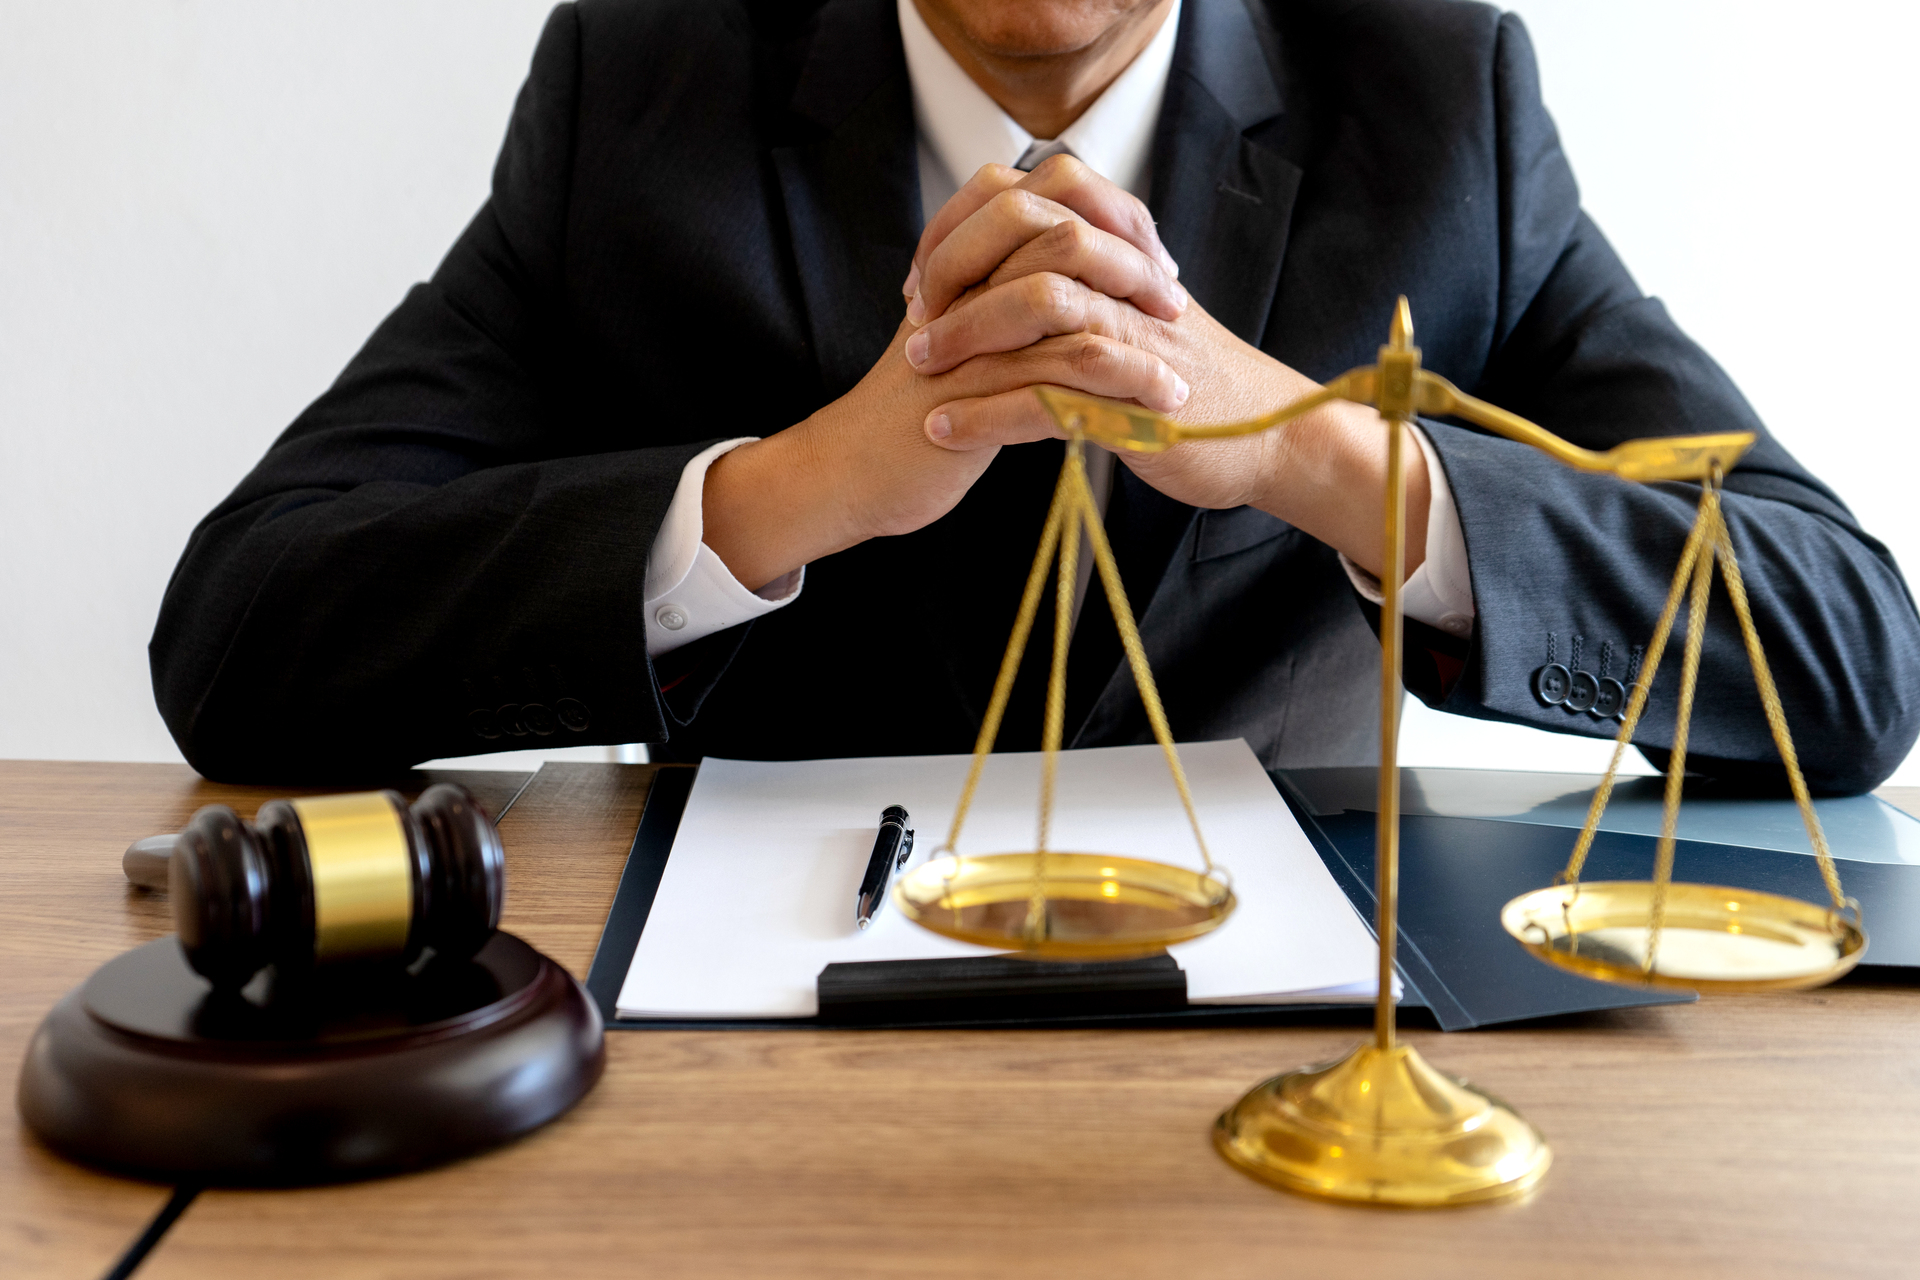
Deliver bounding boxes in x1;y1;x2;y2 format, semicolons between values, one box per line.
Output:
2;1;1915;779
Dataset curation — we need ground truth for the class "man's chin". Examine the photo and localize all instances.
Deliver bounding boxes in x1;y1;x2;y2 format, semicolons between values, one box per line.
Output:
924;0;1162;62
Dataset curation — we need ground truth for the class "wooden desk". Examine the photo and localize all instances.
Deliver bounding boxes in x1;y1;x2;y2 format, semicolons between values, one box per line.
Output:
6;761;1919;1278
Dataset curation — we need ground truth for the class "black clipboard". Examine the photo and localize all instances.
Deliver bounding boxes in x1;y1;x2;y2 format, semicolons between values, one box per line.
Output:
581;765;1425;1031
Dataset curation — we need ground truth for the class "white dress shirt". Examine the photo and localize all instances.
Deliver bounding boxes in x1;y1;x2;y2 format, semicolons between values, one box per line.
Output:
900;0;1178;215
644;0;1474;657
642;439;801;658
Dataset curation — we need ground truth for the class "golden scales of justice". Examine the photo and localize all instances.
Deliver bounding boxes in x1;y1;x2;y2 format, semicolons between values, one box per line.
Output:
889;296;1866;1206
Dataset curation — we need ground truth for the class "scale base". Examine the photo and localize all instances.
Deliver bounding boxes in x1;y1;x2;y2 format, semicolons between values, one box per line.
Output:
1213;1040;1549;1207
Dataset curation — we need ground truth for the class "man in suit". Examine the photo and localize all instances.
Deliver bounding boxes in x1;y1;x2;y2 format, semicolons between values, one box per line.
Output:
151;0;1920;792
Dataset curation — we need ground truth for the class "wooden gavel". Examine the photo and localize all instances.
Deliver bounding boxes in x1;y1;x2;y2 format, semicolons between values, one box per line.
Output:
124;784;505;990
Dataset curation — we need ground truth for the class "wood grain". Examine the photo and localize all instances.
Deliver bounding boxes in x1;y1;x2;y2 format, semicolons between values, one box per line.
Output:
0;762;529;1277
4;763;1918;1278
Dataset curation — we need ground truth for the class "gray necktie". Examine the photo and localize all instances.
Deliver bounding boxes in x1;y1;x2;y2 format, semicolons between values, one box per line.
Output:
1015;139;1075;171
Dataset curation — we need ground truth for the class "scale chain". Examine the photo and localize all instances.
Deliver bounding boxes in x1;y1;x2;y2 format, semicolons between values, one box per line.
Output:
1709;501;1849;914
1036;448;1082;856
1025;442;1088;941
942;431;1220;936
1645;493;1721;972
1071;450;1216;876
1558;470;1852;974
940;478;1071;858
1562;485;1716;886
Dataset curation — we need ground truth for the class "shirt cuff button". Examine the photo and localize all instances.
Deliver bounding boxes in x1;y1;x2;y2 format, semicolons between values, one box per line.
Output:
656;605;688;632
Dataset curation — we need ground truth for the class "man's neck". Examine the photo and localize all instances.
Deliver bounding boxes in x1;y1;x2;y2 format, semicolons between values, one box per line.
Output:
909;0;1177;140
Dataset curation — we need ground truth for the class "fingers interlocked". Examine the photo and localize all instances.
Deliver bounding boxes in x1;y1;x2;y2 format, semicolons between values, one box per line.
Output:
904;154;1192;451
905;271;1160;375
910;186;1186;328
905;154;1178;317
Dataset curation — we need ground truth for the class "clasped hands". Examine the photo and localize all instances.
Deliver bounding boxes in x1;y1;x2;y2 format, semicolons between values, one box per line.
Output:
701;156;1427;593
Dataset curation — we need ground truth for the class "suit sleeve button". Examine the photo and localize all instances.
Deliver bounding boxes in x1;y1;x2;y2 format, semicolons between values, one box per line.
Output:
468;709;501;739
1565;669;1599;713
495;703;528;736
556;698;591;732
522;703;558;735
1591;677;1626;719
1533;663;1571;705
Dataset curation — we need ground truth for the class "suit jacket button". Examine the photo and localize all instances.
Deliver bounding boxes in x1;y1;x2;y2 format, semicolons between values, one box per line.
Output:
522;702;558;736
1591;677;1626;719
468;709;501;739
1534;663;1571;705
1565;669;1599;713
556;698;591;732
496;703;528;736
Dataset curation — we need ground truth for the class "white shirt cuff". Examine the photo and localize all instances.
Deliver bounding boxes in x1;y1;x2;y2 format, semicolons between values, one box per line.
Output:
645;439;805;659
1339;425;1475;637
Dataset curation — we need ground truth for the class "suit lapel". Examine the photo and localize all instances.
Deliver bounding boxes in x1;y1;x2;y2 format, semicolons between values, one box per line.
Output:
1073;0;1304;743
771;0;920;399
1151;0;1301;347
769;0;1069;750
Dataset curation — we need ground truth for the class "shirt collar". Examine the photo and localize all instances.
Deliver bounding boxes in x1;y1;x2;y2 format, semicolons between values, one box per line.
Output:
897;0;1182;202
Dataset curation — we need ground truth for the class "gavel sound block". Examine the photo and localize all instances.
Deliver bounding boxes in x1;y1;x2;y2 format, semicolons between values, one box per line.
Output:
17;785;605;1185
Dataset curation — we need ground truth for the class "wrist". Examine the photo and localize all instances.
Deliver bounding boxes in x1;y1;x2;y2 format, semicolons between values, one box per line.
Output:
1251;399;1429;580
700;420;867;591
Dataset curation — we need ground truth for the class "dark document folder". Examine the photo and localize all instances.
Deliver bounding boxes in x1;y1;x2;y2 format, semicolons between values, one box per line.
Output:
1277;767;1920;1030
586;764;1917;1031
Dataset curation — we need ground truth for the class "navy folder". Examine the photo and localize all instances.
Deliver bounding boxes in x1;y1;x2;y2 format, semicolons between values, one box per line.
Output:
584;765;1919;1032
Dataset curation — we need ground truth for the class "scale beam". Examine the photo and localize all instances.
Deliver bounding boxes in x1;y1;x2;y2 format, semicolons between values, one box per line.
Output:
1035;375;1753;484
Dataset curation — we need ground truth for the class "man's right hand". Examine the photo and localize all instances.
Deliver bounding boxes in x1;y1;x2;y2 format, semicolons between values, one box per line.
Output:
699;176;1187;593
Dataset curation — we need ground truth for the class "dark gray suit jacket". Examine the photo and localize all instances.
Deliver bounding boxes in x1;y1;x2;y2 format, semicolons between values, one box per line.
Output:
150;0;1920;792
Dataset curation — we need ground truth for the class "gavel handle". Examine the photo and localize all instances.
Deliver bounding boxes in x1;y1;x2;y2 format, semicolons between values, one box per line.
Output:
124;834;178;890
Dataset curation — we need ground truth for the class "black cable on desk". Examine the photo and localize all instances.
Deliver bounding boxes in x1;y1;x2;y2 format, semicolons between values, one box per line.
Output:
102;1184;199;1280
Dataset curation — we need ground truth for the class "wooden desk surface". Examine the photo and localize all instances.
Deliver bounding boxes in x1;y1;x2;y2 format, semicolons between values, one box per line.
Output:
5;761;1919;1278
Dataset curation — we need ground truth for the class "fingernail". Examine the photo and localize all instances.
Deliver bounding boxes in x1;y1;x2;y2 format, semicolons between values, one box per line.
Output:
1163;252;1181;279
1171;283;1189;313
926;413;952;441
902;262;920;297
1173;375;1191;405
907;292;926;325
905;330;930;367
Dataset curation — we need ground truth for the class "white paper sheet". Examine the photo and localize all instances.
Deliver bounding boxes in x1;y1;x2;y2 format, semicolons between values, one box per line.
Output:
616;739;1381;1018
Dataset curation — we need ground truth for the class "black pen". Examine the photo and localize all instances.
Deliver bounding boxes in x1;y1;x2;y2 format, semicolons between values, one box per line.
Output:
856;805;914;929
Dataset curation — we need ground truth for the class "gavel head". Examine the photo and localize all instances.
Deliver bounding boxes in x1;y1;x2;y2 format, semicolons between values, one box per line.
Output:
169;784;505;990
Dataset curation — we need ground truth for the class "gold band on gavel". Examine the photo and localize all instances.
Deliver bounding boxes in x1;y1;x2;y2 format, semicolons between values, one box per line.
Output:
290;792;414;959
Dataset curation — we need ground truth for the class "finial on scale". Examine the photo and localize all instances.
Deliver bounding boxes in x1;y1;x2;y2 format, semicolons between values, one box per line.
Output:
1390;295;1414;350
